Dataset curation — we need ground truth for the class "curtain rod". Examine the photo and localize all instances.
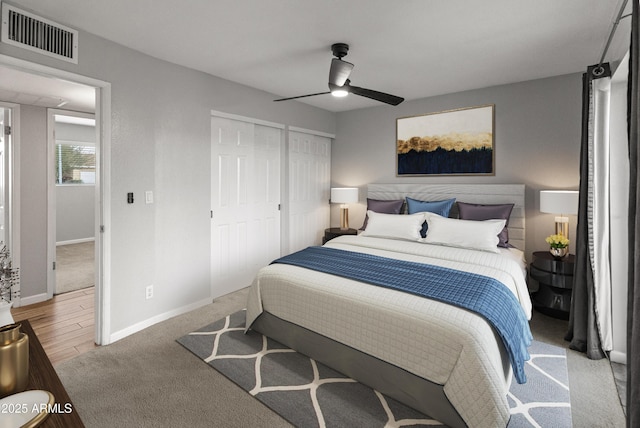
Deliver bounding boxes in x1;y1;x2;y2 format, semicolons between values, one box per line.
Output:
595;0;631;75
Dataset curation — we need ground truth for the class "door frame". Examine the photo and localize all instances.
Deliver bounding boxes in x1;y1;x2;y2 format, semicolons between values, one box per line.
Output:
47;108;96;295
0;101;20;305
0;54;112;345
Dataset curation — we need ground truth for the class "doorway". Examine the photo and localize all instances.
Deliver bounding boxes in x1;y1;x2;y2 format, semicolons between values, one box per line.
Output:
49;111;96;297
0;54;111;345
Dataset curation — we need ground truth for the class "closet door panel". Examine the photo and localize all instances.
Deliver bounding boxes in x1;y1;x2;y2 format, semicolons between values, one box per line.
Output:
288;131;331;253
211;116;281;298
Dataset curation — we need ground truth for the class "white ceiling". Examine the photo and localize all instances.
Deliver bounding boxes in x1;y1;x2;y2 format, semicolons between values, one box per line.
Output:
0;66;95;111
1;0;633;113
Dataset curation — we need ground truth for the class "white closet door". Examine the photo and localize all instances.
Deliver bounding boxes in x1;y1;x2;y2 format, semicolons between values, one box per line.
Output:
211;115;281;298
288;130;331;253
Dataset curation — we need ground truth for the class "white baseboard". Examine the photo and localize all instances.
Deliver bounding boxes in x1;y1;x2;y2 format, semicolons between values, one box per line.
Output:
16;293;49;307
56;237;95;246
108;297;213;344
610;350;627;364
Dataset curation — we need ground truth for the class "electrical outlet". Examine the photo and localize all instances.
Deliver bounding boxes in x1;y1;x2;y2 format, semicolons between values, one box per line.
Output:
145;285;153;300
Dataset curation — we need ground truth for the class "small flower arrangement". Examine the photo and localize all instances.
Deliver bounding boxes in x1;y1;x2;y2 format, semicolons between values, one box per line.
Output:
545;234;569;249
0;244;19;304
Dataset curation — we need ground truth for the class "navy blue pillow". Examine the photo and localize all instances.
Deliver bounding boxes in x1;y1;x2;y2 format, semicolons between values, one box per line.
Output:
406;197;456;238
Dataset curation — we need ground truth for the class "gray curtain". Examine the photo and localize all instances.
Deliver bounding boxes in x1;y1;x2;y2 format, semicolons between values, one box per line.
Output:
564;64;609;359
627;1;640;425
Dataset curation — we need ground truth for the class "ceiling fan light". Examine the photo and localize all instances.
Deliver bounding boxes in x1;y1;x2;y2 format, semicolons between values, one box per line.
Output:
331;88;348;98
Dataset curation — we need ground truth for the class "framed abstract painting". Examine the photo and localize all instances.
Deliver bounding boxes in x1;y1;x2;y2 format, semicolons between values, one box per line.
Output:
396;104;495;176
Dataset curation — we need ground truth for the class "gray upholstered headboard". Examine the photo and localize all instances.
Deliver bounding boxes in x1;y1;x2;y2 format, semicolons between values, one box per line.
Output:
367;183;526;250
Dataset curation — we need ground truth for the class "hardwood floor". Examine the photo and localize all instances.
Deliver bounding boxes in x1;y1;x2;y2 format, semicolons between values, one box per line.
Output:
10;287;97;366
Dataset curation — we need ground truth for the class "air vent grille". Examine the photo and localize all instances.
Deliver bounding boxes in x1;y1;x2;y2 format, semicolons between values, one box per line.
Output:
1;3;78;63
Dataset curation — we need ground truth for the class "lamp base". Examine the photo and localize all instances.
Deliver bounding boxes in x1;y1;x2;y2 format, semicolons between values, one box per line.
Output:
554;216;569;239
339;206;349;230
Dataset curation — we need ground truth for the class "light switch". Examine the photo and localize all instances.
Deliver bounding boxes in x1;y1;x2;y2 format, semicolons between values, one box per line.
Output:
145;191;153;204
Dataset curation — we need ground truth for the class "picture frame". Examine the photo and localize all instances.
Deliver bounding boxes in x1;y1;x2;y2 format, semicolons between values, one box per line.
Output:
396;104;495;176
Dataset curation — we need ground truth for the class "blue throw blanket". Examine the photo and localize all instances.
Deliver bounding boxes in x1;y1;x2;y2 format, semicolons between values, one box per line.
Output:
272;246;532;383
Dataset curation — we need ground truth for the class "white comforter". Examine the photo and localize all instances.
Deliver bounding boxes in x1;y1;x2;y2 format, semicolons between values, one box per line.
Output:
246;235;532;427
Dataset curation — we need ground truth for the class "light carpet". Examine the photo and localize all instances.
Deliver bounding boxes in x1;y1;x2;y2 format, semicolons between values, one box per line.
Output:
55;242;94;295
178;310;572;427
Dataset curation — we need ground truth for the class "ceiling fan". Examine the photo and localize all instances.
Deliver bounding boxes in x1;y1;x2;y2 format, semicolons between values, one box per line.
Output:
274;43;404;106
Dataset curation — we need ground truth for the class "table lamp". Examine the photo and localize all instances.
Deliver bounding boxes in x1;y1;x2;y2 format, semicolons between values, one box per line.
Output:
330;187;358;230
540;190;579;238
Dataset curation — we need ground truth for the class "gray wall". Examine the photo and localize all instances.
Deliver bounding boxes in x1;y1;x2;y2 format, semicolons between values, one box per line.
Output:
2;2;336;335
332;73;583;261
19;105;48;299
56;186;95;243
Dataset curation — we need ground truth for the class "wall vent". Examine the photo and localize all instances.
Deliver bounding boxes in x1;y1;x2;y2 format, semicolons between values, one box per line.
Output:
1;3;78;63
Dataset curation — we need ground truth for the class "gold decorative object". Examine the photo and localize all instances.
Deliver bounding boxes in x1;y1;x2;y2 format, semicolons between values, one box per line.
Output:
0;390;54;427
0;322;29;398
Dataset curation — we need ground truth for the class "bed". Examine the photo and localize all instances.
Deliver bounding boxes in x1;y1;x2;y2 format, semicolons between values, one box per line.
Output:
245;184;532;427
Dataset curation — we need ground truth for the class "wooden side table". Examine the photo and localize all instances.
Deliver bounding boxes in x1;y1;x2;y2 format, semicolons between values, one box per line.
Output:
322;227;357;244
530;251;575;320
7;320;85;427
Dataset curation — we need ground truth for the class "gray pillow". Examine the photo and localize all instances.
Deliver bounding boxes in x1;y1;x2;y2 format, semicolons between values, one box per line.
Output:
360;198;405;230
457;202;514;247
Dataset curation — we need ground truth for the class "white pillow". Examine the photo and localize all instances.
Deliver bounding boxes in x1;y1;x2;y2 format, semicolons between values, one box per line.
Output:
360;210;424;241
423;212;506;253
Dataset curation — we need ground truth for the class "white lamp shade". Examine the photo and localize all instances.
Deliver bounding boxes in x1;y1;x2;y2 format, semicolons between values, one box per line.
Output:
540;190;579;215
331;187;358;204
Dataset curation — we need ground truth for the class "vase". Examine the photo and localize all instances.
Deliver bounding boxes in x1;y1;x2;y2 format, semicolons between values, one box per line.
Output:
0;300;13;327
550;247;568;259
0;322;29;398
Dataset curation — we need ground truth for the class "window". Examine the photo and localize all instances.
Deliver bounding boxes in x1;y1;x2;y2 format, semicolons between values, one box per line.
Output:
55;140;95;184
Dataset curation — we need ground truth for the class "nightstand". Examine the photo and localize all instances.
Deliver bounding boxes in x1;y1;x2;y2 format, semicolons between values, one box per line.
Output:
530;251;575;320
323;227;357;244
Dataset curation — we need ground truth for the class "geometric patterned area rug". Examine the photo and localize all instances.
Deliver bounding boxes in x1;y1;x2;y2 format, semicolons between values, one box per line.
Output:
177;310;572;427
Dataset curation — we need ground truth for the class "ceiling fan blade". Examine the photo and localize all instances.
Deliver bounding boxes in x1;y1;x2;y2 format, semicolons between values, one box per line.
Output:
329;58;354;86
273;91;331;102
348;84;404;106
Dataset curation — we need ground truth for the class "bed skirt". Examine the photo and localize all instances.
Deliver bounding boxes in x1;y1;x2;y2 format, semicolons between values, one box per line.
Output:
251;311;467;428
